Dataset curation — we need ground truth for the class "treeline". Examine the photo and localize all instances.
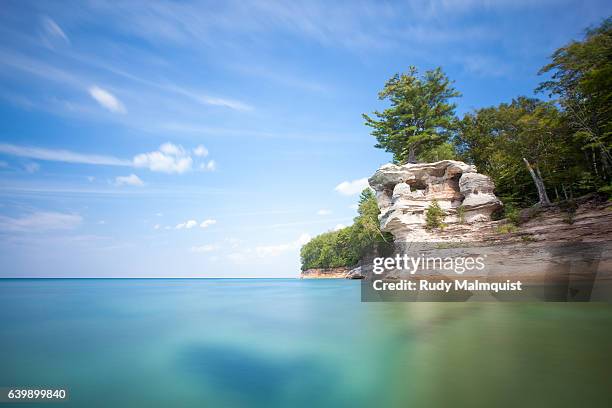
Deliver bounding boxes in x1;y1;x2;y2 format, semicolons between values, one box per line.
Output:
301;18;611;270
300;189;392;270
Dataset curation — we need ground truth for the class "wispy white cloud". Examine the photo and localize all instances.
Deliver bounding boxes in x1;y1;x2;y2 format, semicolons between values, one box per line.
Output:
333;223;346;231
0;142;216;174
198;160;217;172
191;244;219;253
229;63;329;93
334;178;369;196
88;85;126;113
205;160;216;171
317;209;331;216
193;145;208;157
455;54;511;77
114;174;144;186
0;211;82;232
197;95;253;112
173;218;218;230
200;219;217;228
0;143;130;166
254;233;311;258
176;220;198;229
133;142;193;174
23;162;40;173
224;233;311;264
41;16;70;46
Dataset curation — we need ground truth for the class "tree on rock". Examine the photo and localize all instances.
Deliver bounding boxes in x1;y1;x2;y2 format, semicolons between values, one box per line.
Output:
363;66;460;164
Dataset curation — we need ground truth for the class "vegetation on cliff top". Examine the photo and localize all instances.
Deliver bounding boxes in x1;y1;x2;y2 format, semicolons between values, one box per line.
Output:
362;66;460;164
365;17;611;207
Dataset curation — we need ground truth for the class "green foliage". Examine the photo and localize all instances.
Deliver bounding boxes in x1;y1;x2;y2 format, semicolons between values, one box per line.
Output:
299;227;360;271
558;199;578;224
599;183;612;199
503;204;522;226
417;142;457;162
497;224;518;234
300;189;392;270
452;18;611;208
456;205;466;224
456;97;575;207
537;17;611;191
363;66;460;164
425;199;446;230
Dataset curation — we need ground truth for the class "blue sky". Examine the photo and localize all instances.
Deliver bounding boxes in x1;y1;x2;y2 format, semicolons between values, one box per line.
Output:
0;0;609;277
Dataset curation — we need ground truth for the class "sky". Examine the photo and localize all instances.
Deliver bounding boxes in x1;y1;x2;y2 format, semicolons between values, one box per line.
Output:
0;0;610;277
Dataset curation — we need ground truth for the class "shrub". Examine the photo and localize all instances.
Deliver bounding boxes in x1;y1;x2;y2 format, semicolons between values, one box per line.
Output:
426;199;446;230
558;199;578;224
598;184;612;200
456;205;466;224
504;204;521;226
496;223;518;234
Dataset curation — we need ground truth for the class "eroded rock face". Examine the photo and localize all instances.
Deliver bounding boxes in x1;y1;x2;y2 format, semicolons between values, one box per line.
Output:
368;160;502;241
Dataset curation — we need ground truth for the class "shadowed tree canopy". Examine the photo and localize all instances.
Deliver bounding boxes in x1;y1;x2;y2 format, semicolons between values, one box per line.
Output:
456;97;571;206
363;66;460;164
537;17;612;183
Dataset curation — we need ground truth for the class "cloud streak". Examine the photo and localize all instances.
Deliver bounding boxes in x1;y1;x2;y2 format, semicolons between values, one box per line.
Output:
254;233;311;258
200;219;216;228
0;143;130;166
88;86;126;113
0;142;216;175
176;220;198;229
0;211;82;232
41;16;70;46
114;174;144;186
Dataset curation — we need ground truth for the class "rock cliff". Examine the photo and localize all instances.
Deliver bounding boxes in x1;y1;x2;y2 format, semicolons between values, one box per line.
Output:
368;160;502;241
301;266;364;279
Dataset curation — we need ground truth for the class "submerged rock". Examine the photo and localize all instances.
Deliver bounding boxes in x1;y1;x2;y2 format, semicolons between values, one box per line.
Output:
368;160;502;241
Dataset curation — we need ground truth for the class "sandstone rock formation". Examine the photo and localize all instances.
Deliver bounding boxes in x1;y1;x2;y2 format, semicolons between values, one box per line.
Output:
301;265;366;279
300;266;351;279
368;160;502;241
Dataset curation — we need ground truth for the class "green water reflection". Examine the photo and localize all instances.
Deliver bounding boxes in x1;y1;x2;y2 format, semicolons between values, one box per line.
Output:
0;279;610;407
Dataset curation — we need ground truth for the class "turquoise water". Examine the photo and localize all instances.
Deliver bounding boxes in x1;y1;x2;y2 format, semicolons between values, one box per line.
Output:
1;279;611;407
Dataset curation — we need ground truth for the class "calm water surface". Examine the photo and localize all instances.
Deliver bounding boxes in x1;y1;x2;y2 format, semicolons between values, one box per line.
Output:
1;279;611;407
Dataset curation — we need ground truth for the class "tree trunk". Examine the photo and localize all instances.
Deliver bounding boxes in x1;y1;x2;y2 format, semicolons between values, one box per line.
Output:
523;158;551;206
407;146;417;164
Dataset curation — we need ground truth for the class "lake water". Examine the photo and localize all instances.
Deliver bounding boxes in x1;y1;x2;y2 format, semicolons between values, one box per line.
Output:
1;279;611;407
